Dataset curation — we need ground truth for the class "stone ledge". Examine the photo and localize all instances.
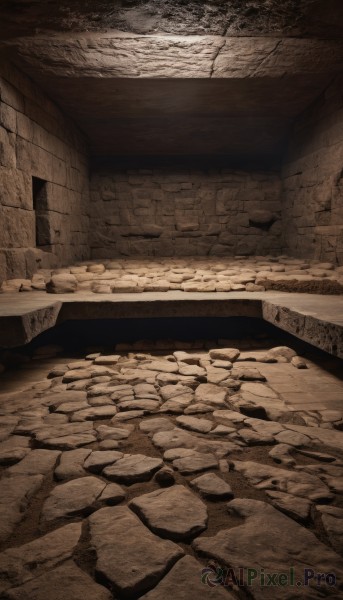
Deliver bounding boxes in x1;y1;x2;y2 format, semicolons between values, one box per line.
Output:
0;291;342;358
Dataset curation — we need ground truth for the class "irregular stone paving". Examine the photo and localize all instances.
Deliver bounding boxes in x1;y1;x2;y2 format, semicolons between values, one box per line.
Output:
193;499;343;599
2;256;343;295
0;342;343;599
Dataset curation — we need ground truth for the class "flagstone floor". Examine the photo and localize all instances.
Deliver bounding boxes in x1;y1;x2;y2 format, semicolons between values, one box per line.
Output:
0;340;343;599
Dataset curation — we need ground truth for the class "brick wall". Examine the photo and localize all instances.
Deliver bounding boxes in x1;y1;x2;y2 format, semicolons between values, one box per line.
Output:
281;75;343;265
90;168;282;257
0;60;90;284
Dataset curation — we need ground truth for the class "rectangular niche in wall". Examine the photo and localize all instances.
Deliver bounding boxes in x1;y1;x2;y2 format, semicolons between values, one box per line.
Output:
32;176;49;248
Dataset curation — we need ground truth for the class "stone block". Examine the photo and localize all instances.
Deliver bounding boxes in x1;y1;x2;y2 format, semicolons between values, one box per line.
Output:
16;112;34;141
0;103;16;133
0;76;24;111
35;212;70;246
0;127;16;168
47;273;77;293
0;167;32;210
216;188;239;215
16;137;53;181
0;206;35;248
2;248;27;279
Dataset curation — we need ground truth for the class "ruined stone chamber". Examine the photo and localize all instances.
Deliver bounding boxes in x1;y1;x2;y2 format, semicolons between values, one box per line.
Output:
0;2;343;599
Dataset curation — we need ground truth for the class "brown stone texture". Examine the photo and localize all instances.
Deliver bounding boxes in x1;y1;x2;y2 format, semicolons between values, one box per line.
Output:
6;35;343;80
0;61;90;285
90;168;282;257
0;1;335;39
282;75;343;265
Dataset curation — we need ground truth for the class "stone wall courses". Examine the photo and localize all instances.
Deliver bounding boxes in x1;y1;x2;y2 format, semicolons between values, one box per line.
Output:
281;75;343;265
90;169;282;258
0;59;90;284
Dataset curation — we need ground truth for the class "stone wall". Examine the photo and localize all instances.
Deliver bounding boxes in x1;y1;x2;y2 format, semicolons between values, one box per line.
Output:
90;168;282;257
281;75;343;265
0;60;89;284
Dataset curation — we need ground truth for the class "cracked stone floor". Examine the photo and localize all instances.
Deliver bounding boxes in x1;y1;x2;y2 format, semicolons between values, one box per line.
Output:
0;339;343;599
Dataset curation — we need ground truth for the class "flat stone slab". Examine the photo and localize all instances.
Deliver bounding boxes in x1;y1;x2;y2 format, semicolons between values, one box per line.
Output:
317;506;343;555
4;561;112;600
173;452;218;475
140;555;234;600
0;523;82;594
209;348;240;362
153;428;237;458
70;406;117;421
275;430;311;447
96;424;132;441
129;485;208;541
41;476;111;521
54;448;91;480
139;418;174;434
234;460;333;502
160;384;193;401
40;433;96;450
117;399;160;412
194;384;227;407
98;483;126;505
284;424;343;454
103;454;163;484
193;499;343;599
266;490;311;522
34;422;95;444
143;360;179;373
112;410;145;422
5;450;61;477
0;475;43;542
84;450;123;474
176;415;214;434
0;436;31;465
238;428;274;445
1;291;343;359
190;473;234;500
89;506;184;597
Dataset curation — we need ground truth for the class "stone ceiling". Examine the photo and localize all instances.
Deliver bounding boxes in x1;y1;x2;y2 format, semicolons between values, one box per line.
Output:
1;0;342;39
0;0;342;163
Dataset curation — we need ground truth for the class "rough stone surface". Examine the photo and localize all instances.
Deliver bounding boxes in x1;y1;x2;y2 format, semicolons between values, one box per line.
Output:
0;60;89;286
266;490;311;522
4;561;112;600
317;506;343;554
89;506;184;596
41;476;108;521
129;485;208;541
54;448;91;480
0;523;82;594
194;384;227;407
282;75;343;265
140;555;234;600
176;415;214;434
173;452;218;475
190;473;234;500
234;460;333;502
84;450;123;474
0;475;43;542
103;454;163;484
193;499;343;599
5;449;61;477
